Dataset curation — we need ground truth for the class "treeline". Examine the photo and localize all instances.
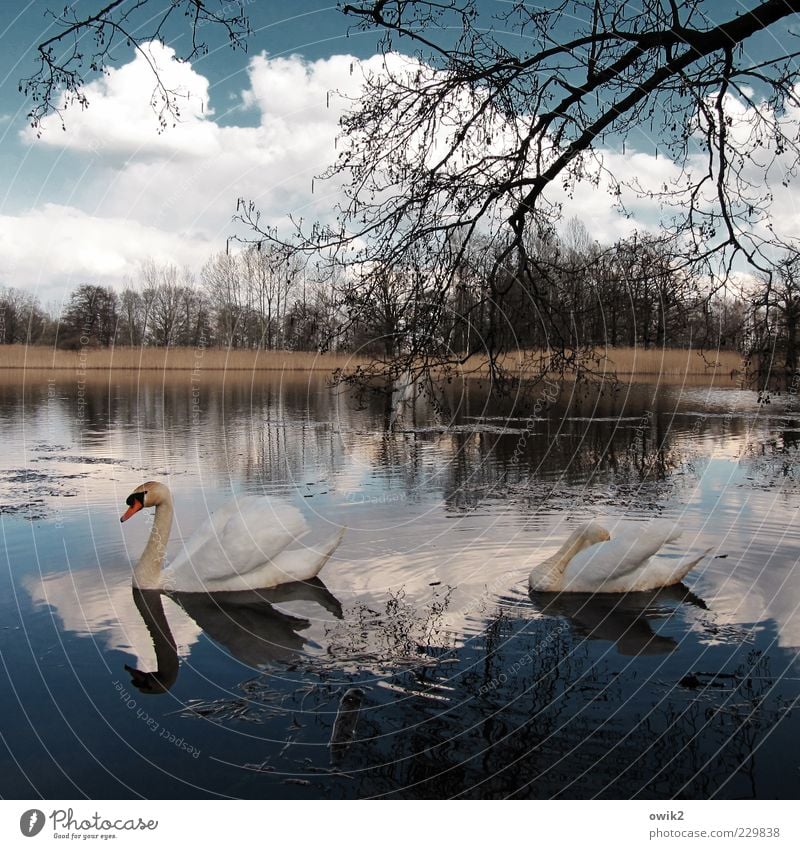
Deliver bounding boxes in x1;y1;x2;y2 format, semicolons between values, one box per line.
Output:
1;248;339;352
0;228;779;362
338;226;751;358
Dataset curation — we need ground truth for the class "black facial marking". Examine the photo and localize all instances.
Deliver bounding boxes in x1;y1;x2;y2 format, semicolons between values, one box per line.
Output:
125;491;146;508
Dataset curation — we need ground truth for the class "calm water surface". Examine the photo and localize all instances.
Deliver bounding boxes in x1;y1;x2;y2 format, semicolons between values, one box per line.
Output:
0;368;799;799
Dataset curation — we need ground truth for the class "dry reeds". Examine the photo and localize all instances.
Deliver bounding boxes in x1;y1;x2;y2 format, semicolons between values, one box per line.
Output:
0;345;363;372
595;346;743;376
486;346;743;380
0;344;744;384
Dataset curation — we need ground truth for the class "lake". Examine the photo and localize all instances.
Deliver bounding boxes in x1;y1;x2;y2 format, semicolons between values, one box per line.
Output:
1;367;798;799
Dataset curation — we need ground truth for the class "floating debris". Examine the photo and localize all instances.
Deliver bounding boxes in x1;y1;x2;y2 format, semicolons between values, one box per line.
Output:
241;761;275;773
330;687;365;763
177;697;262;723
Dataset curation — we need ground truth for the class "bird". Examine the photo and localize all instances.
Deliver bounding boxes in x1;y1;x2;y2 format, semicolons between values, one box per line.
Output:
528;519;708;593
120;481;345;592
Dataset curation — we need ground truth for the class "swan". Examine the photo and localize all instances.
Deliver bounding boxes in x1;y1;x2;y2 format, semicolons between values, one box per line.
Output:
528;519;708;593
120;481;345;592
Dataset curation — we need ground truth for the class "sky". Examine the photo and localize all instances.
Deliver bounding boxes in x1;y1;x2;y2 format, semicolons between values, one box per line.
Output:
0;1;798;306
1;1;388;305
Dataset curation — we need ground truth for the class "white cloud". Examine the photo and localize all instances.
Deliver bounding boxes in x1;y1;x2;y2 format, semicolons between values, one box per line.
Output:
13;43;796;298
24;567;201;668
555;148;690;244
8;46;388;294
0;203;212;299
22;41;218;158
721;87;800;248
241;51;384;121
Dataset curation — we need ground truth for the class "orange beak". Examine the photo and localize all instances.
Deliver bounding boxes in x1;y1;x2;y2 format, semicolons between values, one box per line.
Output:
120;500;144;523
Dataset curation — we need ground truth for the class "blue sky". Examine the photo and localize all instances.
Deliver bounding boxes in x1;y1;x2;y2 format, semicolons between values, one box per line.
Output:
1;1;385;303
0;1;797;304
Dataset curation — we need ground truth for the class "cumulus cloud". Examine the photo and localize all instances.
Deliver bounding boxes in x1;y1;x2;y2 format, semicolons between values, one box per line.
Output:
14;48;404;265
714;87;800;248
96;51;395;237
21;41;218;158
556;148;690;244
9;46;388;295
11;41;796;298
241;51;388;123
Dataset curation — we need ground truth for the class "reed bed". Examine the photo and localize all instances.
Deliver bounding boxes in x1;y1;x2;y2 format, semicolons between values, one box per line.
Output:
0;344;744;383
0;345;364;372
596;346;743;376
488;346;743;379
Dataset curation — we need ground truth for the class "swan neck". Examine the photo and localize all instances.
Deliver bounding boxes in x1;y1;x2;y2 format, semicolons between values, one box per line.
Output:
556;533;591;568
531;531;592;591
133;498;173;589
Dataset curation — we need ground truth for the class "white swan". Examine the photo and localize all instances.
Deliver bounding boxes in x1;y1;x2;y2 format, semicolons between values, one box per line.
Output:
120;481;345;592
528;519;708;593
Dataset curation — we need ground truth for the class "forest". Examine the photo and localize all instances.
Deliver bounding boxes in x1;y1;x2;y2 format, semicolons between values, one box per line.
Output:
2;221;796;377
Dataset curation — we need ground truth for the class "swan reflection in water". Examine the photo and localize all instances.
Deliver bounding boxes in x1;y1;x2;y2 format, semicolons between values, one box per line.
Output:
527;583;708;656
125;578;343;694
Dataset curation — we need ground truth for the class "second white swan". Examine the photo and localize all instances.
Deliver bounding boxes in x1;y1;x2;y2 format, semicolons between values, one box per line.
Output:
120;481;345;592
528;519;707;593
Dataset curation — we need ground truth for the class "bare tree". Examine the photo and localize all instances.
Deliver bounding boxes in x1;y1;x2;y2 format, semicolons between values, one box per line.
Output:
236;0;800;388
201;252;245;348
178;281;211;348
290;266;346;352
21;1;250;134
148;264;186;347
335;0;800;264
118;284;145;347
0;286;54;345
60;283;118;348
240;245;300;350
749;254;800;379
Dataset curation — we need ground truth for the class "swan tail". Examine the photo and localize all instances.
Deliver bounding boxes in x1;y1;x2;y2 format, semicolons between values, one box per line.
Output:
312;526;346;577
667;547;713;585
278;526;346;583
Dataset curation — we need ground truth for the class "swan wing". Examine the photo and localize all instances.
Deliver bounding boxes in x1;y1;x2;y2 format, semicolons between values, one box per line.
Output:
562;519;681;590
267;527;346;583
621;547;711;592
167;496;309;583
170;498;247;572
201;526;346;591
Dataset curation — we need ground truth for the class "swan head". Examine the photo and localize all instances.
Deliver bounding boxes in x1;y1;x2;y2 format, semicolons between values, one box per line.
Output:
120;481;171;523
